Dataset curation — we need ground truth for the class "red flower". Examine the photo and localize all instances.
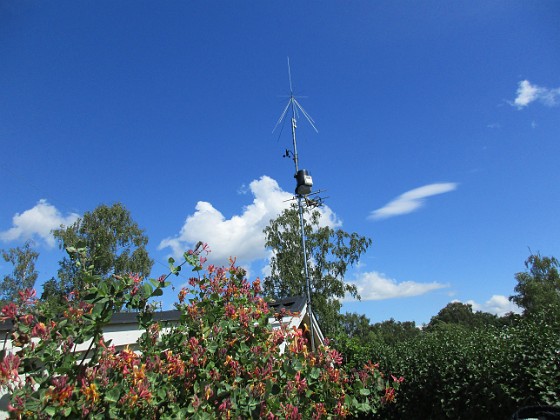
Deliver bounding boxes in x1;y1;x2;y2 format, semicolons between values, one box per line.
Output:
19;313;34;325
32;322;48;339
1;303;17;321
178;287;188;303
391;374;404;383
384;387;396;403
0;353;20;384
312;402;327;420
281;403;302;420
18;288;36;304
129;273;142;284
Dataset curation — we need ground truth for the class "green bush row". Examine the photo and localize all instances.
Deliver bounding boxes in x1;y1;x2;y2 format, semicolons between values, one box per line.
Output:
369;309;560;419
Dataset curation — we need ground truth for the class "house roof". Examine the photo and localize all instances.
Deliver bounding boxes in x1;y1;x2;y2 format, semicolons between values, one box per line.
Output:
0;296;310;331
267;295;307;314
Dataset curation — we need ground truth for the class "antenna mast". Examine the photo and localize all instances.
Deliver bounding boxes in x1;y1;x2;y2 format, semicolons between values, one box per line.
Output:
273;57;319;351
288;58;300;173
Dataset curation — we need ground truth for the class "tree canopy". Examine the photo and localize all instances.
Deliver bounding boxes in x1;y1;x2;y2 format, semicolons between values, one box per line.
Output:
0;241;38;304
263;206;372;336
510;253;560;316
50;203;153;297
425;301;501;331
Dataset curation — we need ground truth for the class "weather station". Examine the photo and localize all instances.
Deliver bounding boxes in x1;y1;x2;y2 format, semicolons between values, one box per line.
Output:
273;58;327;352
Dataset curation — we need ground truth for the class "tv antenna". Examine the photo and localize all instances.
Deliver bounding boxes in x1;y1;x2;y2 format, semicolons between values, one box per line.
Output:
273;57;320;351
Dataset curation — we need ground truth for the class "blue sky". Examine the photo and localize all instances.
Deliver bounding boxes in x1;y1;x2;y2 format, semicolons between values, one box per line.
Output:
1;1;559;325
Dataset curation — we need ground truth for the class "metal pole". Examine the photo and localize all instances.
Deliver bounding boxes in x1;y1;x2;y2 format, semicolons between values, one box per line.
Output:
290;95;315;352
276;58;316;352
297;195;315;351
290;96;299;173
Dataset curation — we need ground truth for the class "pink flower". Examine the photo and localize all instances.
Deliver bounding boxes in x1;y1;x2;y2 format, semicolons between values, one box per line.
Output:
312;402;327;419
178;288;187;303
18;288;36;304
218;398;231;412
129;273;142;284
383;387;396;403
19;313;34;325
1;303;17;321
32;322;48;339
328;349;343;365
0;353;20;383
281;403;301;420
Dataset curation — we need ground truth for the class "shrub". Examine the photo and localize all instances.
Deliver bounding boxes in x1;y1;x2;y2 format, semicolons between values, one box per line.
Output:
377;312;560;419
0;245;400;419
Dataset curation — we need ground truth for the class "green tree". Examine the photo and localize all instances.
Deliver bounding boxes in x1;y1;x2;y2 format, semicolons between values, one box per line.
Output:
340;312;374;339
510;253;560;315
426;302;500;331
263;206;372;336
51;203;153;297
371;318;422;346
0;241;38;303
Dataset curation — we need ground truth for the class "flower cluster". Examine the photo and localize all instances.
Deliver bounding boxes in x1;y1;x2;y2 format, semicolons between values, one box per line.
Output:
0;245;401;418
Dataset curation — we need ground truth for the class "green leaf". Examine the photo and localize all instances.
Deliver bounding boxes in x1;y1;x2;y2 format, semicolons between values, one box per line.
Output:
142;282;153;296
44;406;56;417
310;367;320;380
105;387;121;403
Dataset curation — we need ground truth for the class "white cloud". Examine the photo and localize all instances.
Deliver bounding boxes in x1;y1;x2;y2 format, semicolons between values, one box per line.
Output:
0;199;79;247
369;183;458;220
346;271;447;301
159;176;340;266
512;80;560;109
464;295;522;317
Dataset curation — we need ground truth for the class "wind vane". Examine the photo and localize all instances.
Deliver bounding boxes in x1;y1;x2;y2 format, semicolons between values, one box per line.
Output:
273;57;323;351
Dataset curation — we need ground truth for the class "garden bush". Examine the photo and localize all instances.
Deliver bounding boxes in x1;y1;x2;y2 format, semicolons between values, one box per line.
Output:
0;245;400;419
375;311;560;419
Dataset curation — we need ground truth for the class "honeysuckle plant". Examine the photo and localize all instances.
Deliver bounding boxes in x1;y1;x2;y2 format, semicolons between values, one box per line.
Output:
0;244;401;419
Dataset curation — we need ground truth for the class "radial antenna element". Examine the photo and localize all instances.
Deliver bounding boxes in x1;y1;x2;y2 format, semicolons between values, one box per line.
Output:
273;57;318;351
273;57;318;174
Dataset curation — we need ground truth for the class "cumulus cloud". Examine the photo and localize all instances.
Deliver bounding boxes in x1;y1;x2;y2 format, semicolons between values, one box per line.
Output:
369;183;458;220
512;80;560;109
464;295;522;317
346;271;447;301
159;176;340;265
0;199;79;247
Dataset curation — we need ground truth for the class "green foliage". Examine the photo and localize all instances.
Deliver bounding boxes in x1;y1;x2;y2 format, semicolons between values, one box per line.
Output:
0;244;400;418
375;310;560;419
334;315;420;371
339;312;375;340
263;207;372;336
426;301;501;332
370;319;422;347
0;241;38;304
510;253;560;316
335;251;560;419
51;203;153;297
